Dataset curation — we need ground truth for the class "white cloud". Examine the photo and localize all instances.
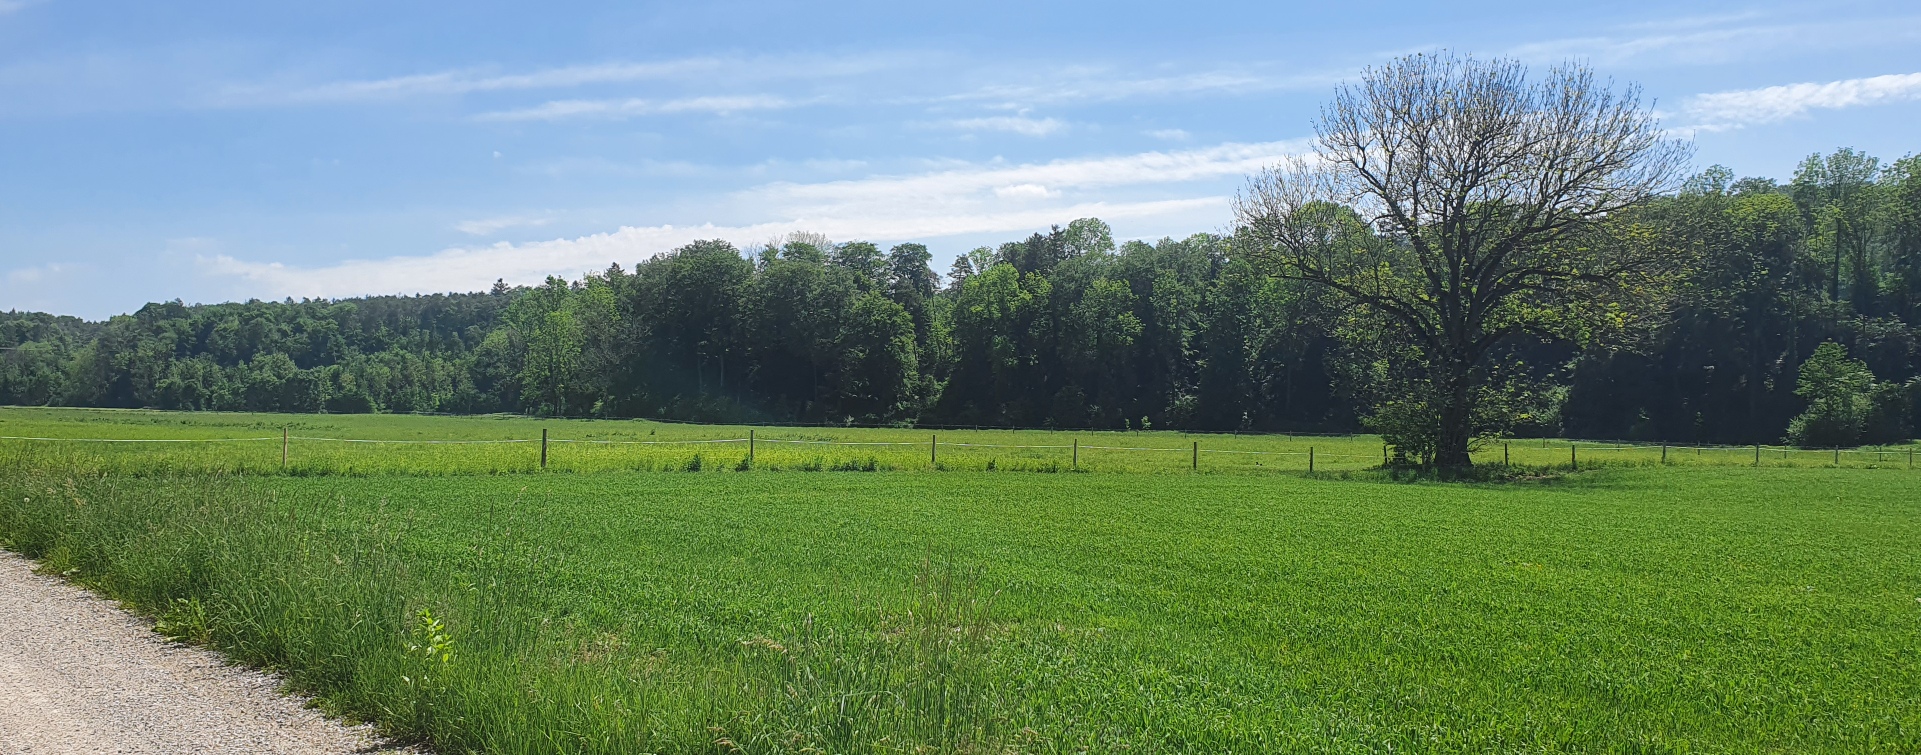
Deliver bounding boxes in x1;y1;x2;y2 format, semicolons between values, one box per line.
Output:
5;262;70;284
1146;128;1190;141
228;54;900;106
200;140;1304;299
1681;71;1921;130
938;67;1330;108
454;214;553;236
946;115;1065;136
475;94;793;122
750;139;1304;214
199;226;734;299
1509;15;1921;68
994;184;1057;199
0;0;44;14
203;199;1226;300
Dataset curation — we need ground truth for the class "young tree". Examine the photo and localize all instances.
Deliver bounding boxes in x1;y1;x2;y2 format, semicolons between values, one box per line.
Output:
1786;341;1875;447
1236;52;1691;468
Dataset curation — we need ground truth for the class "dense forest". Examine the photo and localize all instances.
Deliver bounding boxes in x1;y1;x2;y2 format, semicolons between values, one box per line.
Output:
4;149;1919;446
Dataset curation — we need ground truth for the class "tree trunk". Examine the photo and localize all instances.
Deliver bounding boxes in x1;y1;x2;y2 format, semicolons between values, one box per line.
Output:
1433;362;1475;469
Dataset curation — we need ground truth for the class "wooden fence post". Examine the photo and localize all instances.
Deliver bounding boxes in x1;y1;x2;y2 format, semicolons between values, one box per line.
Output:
931;434;937;466
1661;444;1667;464
1308;446;1314;473
748;429;754;465
540;428;548;470
1753;444;1760;467
1072;438;1078;469
1570;443;1577;471
1504;442;1509;466
282;427;288;469
1191;441;1198;470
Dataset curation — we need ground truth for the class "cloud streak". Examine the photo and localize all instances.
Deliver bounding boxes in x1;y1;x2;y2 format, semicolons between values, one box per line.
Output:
475;94;794;121
5;261;72;284
1509;14;1921;68
200;140;1303;299
936;67;1340;108
945;115;1065;136
454;214;553;236
228;54;901;106
1681;71;1921;130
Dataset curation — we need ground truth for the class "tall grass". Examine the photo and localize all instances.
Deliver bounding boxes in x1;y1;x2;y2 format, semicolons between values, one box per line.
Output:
2;406;1918;752
0;470;1016;753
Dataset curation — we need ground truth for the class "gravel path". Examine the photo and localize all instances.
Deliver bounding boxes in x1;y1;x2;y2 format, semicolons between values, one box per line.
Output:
0;551;413;755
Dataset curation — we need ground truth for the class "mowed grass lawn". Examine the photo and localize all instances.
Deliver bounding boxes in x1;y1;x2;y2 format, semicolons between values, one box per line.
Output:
1;409;1918;752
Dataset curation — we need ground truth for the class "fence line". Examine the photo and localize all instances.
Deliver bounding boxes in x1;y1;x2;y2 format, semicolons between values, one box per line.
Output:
755;438;921;446
3;432;1913;470
941;442;1074;449
548;437;750;446
288;437;536;445
0;435;278;443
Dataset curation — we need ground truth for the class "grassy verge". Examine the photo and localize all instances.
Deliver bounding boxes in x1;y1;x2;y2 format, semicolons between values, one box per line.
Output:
3;463;1918;753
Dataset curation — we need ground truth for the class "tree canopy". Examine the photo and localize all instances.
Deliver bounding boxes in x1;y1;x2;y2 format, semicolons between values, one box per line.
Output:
2;159;1918;448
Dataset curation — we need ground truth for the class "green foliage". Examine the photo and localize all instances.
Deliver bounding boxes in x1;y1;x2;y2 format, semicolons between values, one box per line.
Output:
1787;341;1913;446
5;158;1921;446
1566;151;1921;446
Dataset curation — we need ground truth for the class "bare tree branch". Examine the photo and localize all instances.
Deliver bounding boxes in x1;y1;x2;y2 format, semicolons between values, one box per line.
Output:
1234;52;1692;467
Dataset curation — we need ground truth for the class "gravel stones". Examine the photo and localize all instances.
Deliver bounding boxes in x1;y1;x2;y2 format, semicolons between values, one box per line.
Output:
0;551;413;755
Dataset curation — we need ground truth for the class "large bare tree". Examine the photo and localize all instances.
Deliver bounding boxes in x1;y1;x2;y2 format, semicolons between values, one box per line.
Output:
1236;53;1692;468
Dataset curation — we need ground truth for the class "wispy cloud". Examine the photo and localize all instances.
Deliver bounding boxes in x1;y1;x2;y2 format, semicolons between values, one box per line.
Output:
751;140;1303;213
252;61;717;104
1680;71;1921;130
1146;128;1190;141
475;94;794;122
0;0;44;14
200;140;1304;299
225;54;900;106
938;67;1338;107
454;214;553;236
5;261;71;284
945;115;1065;136
1509;15;1921;67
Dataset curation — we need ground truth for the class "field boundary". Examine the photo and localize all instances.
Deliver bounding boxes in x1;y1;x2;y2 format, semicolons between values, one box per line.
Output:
3;432;1915;469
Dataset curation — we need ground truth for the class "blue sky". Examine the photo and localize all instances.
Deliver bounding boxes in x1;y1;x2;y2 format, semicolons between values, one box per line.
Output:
3;1;1919;318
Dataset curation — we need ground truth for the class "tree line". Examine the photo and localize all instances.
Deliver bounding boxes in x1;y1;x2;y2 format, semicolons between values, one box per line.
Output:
2;145;1915;449
7;109;1921;453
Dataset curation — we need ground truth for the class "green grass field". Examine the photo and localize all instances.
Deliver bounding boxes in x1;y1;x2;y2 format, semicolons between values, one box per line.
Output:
2;405;1914;476
1;407;1918;753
